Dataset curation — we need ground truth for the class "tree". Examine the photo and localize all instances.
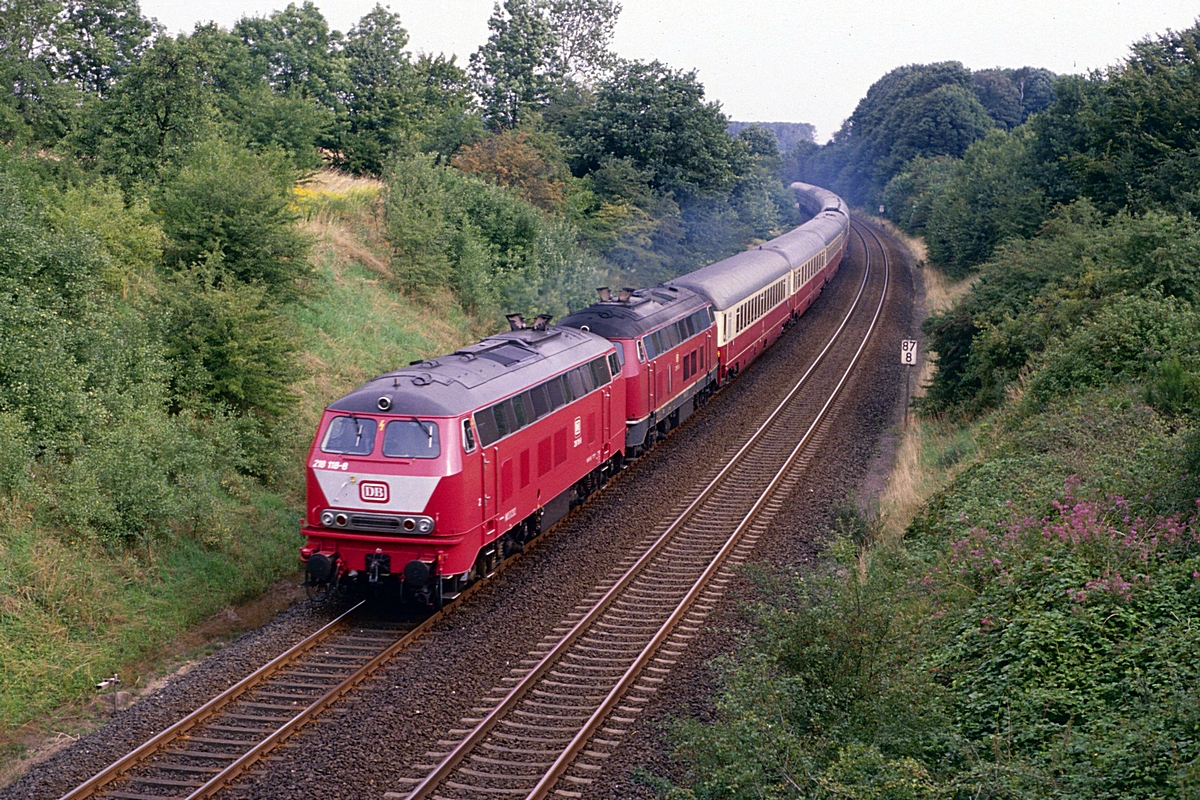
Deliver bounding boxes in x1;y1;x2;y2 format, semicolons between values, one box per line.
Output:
340;4;412;173
801;61;994;205
0;0;79;141
571;59;740;199
59;0;155;96
470;0;558;129
547;0;619;86
233;0;348;150
925;128;1047;271
72;31;217;182
452;129;569;211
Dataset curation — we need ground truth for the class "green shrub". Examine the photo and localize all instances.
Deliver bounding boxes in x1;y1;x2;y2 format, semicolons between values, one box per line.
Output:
0;412;31;497
159;258;302;420
156;138;313;298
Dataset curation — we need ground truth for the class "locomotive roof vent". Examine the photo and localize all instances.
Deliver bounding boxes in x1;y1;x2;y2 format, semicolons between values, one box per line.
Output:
533;314;553;331
617;287;632;302
596;286;611;302
506;313;526;330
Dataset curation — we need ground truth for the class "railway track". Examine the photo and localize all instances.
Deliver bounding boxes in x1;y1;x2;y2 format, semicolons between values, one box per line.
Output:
385;219;890;800
58;603;433;800
58;220;889;800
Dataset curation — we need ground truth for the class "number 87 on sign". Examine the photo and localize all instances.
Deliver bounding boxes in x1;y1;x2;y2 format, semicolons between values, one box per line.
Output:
901;339;918;365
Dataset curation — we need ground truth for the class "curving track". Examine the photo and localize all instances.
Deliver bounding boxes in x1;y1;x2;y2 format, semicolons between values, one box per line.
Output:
47;218;901;800
384;217;890;800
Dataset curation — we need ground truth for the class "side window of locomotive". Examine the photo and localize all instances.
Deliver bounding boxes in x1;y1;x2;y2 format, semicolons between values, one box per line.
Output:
608;352;621;376
475;409;499;447
568;368;587;398
547;374;567;408
321;416;378;455
529;383;552;419
493;401;515;439
513;392;535;428
383;420;441;459
636;339;646;363
462;418;476;453
592;357;611;387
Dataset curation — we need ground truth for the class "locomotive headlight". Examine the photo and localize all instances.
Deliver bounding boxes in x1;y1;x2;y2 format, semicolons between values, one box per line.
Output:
417;518;433;533
320;510;336;527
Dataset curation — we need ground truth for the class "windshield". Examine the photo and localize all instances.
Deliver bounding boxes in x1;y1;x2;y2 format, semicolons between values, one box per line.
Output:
383;419;441;459
321;416;378;455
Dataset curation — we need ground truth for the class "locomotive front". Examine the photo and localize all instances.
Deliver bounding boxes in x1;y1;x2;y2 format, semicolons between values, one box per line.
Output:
299;372;474;602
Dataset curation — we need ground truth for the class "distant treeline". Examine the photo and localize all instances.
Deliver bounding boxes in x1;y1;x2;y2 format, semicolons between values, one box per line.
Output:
728;121;816;154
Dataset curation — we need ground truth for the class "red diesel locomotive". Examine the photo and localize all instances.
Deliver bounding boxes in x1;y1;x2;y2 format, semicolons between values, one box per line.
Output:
300;182;850;601
300;318;625;604
560;285;718;455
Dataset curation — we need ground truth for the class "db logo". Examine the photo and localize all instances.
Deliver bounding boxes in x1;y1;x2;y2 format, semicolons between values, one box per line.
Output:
359;481;389;503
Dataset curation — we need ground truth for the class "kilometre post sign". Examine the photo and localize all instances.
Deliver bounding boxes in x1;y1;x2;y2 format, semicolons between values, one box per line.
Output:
901;339;917;365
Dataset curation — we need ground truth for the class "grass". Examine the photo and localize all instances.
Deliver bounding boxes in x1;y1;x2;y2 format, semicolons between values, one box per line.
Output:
291;175;480;426
0;168;485;783
876;240;981;544
0;484;299;740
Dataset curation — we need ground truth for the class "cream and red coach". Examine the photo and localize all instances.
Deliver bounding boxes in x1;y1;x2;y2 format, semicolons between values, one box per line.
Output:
300;320;626;603
667;182;849;381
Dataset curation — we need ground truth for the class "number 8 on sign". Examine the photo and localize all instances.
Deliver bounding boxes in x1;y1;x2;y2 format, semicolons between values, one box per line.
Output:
901;339;917;365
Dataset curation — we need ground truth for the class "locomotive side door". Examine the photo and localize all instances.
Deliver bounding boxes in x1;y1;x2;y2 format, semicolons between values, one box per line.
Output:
601;386;611;457
482;446;498;534
647;360;656;411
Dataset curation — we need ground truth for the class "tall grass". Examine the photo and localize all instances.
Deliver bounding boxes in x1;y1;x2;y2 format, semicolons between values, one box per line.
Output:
877;246;980;543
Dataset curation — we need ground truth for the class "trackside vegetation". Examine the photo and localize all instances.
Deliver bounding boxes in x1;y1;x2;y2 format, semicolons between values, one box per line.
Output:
0;0;805;766
671;20;1200;800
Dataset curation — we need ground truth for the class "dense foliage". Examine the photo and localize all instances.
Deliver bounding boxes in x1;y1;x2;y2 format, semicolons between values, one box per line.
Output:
680;19;1200;800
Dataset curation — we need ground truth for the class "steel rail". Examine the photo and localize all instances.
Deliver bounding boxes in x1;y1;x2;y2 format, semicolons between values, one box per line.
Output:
525;218;890;799
59;601;366;800
402;218;883;800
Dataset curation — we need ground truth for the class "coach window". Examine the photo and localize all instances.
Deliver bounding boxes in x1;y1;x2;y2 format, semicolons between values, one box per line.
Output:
383;420;441;459
461;418;476;453
322;415;378;455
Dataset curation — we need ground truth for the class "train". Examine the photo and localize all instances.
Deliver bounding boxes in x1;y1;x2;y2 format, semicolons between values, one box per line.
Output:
299;182;849;605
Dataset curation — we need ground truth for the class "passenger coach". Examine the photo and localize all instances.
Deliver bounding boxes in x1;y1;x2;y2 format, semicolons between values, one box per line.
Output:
667;182;848;381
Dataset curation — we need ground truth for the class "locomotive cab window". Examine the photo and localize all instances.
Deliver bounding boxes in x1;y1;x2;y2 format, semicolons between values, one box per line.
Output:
383;420;441;459
462;418;476;453
321;416;377;455
636;340;646;362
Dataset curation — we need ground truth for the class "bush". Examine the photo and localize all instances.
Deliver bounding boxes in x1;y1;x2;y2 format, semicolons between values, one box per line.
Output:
0;412;31;497
159;258;302;420
156;138;313;298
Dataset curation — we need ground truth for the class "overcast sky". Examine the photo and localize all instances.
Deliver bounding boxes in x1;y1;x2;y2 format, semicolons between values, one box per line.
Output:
140;0;1200;142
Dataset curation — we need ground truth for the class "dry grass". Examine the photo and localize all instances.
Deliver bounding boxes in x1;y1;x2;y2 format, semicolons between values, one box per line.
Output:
301;168;384;195
875;228;982;545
